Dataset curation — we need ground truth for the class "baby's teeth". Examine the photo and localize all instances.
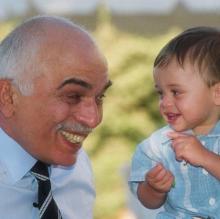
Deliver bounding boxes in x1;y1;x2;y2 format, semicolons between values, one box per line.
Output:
61;131;84;143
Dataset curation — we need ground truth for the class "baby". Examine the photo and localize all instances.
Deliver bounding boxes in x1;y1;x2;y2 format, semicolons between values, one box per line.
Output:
129;27;220;219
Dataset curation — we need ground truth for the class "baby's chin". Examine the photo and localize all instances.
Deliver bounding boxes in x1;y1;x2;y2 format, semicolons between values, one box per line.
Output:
171;126;194;135
169;125;189;133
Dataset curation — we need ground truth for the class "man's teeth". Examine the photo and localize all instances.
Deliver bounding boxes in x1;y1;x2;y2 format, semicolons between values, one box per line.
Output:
61;131;84;144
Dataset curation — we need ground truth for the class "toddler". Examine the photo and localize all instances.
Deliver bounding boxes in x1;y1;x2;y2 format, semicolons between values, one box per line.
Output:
129;27;220;219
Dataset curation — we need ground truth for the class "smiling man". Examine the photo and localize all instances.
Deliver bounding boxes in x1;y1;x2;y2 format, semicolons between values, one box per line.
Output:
0;15;111;219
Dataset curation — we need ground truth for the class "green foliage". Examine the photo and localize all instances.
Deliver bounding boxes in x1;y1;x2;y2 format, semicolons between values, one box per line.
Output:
85;22;181;219
91;138;132;219
87;24;178;155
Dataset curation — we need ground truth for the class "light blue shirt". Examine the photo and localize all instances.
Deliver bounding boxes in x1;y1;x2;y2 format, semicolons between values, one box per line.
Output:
0;128;95;219
129;121;220;219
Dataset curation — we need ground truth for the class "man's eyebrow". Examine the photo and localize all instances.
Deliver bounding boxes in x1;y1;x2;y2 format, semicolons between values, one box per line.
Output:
57;77;92;90
103;80;112;91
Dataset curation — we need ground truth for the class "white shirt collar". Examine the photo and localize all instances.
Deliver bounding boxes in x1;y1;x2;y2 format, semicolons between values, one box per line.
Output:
0;128;36;184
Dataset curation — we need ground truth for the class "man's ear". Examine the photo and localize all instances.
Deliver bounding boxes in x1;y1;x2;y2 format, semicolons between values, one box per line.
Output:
0;80;17;118
213;82;220;106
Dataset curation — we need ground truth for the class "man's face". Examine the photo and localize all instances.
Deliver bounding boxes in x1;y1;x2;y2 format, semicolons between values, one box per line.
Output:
11;35;110;166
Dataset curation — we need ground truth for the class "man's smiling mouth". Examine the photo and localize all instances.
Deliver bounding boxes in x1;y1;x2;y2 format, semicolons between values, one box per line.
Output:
61;130;85;144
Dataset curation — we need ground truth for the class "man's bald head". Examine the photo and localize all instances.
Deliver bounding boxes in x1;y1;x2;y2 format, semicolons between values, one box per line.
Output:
0;15;104;95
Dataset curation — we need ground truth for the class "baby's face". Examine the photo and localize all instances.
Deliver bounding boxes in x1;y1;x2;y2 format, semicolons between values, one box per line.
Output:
153;57;217;135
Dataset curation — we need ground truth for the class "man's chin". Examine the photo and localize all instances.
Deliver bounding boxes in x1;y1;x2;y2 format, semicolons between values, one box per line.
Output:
49;153;78;166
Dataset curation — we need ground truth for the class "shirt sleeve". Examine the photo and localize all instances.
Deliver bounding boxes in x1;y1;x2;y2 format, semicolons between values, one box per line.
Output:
128;139;156;196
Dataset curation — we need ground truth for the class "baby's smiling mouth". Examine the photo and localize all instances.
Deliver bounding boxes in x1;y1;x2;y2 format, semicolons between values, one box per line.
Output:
166;112;181;123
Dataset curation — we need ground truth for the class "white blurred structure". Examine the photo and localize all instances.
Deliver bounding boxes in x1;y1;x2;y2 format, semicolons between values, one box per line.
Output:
106;0;220;14
0;0;100;20
0;0;29;19
105;0;178;15
0;0;220;20
32;0;99;15
182;0;220;13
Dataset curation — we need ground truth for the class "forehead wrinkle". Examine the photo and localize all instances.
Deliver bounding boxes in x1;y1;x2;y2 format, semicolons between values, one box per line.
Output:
57;77;92;90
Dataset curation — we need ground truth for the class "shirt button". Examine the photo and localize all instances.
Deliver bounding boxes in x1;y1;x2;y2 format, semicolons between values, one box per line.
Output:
209;197;215;206
180;161;188;169
202;169;208;175
201;140;205;145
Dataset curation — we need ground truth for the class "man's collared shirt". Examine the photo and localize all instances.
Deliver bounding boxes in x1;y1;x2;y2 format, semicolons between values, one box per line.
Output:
0;128;95;219
129;121;220;219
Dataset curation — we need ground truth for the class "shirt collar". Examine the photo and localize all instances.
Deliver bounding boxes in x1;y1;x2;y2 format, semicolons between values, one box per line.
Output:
160;121;220;145
0;128;36;183
208;120;220;135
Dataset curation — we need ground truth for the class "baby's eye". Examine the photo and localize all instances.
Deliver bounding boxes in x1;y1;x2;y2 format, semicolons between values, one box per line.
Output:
171;90;179;96
156;90;163;99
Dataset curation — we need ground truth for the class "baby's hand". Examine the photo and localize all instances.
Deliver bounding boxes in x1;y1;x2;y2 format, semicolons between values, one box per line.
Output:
167;131;208;166
146;163;174;193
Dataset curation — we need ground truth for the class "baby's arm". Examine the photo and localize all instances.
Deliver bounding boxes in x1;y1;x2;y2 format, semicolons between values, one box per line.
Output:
137;163;174;209
168;131;220;180
202;150;220;180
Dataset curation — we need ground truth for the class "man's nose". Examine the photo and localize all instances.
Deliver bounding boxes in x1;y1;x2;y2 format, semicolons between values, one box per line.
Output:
74;99;102;129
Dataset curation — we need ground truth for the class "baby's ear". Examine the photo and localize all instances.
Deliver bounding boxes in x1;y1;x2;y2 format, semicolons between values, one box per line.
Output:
213;82;220;105
0;80;16;118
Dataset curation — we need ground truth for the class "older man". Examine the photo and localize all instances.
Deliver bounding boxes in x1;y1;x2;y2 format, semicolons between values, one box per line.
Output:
0;15;111;219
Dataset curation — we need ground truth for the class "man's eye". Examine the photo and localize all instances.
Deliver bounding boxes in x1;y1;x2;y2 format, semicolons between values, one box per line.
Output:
66;94;81;103
96;94;106;104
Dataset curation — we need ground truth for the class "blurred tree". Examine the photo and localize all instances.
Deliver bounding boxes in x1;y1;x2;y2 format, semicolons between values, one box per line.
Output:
87;23;179;156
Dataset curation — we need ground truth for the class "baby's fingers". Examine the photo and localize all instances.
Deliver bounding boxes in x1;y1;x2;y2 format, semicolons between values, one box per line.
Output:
147;166;174;193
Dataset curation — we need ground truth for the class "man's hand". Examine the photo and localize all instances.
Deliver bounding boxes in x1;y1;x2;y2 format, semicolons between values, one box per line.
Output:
167;131;208;166
146;163;174;193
